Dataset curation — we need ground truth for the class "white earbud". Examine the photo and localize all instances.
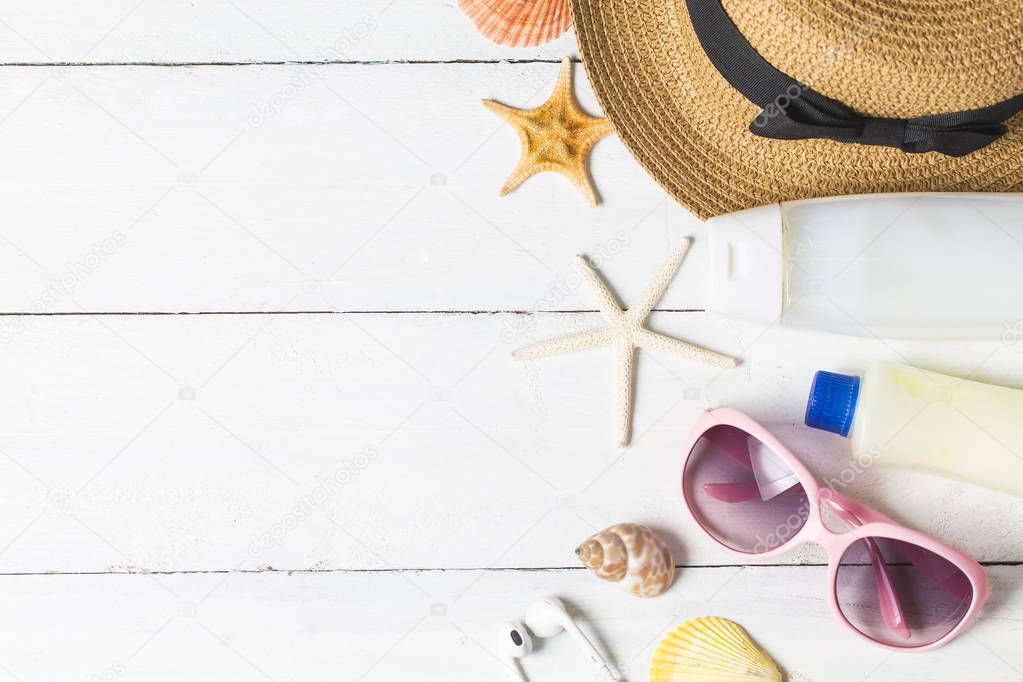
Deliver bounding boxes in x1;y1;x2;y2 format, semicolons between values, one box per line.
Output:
500;621;531;681
523;596;617;679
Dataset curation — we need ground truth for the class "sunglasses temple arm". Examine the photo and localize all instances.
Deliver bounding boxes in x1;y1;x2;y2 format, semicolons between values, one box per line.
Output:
703;480;799;502
702;431;798;501
825;491;970;594
825;493;911;640
886;541;974;601
865;540;911;640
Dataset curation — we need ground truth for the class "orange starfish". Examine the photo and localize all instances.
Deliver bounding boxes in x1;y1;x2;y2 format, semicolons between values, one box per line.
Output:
483;57;615;207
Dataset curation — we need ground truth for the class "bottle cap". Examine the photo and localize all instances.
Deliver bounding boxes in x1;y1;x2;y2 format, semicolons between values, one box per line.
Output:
804;370;860;437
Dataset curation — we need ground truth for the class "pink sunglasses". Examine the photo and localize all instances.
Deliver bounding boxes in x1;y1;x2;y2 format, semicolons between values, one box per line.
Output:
680;408;990;650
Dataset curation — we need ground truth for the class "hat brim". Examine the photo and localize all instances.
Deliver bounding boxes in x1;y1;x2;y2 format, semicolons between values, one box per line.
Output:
572;0;1023;219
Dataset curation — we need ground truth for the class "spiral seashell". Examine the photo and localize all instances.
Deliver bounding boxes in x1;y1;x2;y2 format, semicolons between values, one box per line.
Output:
457;0;572;48
650;617;782;681
575;523;674;597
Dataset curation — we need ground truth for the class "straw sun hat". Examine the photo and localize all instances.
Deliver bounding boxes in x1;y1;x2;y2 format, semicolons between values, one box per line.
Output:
572;0;1023;219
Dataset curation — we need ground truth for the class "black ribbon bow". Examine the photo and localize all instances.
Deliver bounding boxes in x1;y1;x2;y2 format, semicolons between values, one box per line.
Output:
751;87;1016;158
687;0;1023;157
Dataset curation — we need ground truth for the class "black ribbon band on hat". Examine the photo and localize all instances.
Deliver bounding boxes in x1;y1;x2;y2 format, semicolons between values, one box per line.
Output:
685;0;1023;156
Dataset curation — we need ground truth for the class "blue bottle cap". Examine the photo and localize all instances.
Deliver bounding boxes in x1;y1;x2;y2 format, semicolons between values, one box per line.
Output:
804;370;860;437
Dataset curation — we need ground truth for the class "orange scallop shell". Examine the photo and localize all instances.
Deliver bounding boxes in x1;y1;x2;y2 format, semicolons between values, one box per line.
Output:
457;0;572;47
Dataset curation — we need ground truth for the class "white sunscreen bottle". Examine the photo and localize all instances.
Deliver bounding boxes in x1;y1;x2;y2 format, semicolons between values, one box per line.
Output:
706;192;1023;339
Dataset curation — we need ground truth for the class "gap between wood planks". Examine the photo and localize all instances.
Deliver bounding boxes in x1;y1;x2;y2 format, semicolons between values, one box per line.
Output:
0;309;706;316
0;59;578;68
2;562;1020;577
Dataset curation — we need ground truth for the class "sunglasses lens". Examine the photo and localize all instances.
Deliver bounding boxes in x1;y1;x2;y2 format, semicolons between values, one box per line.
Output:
683;424;809;553
836;537;973;647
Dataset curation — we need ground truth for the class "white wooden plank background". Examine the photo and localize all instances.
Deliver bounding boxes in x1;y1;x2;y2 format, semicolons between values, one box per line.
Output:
0;63;703;313
0;1;578;64
0;3;1021;681
6;567;1023;681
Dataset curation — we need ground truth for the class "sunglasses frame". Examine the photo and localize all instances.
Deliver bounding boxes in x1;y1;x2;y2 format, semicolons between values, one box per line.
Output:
680;407;991;651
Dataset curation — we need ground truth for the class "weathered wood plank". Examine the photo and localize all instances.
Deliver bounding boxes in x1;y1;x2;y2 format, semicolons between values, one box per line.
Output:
3;565;1021;681
0;62;703;314
1;312;1020;573
0;1;577;64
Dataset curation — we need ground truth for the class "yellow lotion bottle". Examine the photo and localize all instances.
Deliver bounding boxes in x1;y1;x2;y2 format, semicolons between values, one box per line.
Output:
804;361;1023;498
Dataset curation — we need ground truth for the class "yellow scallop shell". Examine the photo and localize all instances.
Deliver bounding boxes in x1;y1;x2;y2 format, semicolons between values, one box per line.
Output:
650;617;783;681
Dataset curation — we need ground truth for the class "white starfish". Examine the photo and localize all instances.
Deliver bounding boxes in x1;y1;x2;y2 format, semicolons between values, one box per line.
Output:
513;238;739;447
